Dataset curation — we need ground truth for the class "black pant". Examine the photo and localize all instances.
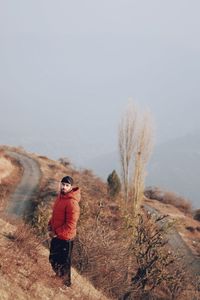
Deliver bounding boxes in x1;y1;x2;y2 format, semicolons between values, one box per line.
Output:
49;237;74;284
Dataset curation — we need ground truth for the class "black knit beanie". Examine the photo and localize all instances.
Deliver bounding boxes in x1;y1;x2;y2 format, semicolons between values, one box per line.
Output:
61;176;73;185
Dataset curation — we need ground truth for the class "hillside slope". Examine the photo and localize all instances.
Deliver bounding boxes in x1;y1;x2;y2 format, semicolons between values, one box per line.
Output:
0;218;108;300
1;146;200;299
0;148;108;300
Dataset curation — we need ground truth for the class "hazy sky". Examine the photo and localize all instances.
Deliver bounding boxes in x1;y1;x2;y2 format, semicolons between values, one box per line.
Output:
1;0;200;164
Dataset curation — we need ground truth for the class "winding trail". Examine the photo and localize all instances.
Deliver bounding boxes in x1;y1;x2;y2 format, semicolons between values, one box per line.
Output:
6;151;41;217
144;204;200;275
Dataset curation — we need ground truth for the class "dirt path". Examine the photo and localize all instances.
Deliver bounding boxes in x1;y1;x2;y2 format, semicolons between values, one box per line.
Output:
144;204;200;275
6;151;41;217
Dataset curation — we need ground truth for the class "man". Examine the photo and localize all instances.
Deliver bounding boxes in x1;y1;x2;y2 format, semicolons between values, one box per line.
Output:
48;176;81;287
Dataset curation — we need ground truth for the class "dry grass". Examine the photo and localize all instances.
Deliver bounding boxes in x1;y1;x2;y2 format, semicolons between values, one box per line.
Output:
0;219;54;298
193;209;200;222
0;152;23;211
1;223;44;283
1;146;200;299
29;151;200;299
0;146;109;299
0;218;108;300
73;203;197;300
0;155;14;182
145;197;200;257
145;187;192;215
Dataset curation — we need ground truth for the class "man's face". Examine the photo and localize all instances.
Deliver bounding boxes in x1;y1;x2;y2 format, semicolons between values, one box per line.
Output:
60;182;72;194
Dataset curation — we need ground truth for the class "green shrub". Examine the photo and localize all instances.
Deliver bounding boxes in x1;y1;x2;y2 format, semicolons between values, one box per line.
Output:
107;170;121;198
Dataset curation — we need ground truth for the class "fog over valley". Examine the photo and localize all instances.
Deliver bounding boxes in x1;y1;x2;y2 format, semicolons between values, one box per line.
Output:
1;1;200;207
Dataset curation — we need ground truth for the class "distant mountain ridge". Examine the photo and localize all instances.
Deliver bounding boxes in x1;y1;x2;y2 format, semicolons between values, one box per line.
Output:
147;132;200;208
86;132;200;208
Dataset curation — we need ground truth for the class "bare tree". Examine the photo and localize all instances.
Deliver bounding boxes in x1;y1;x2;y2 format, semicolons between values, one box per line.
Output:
118;102;154;213
118;102;138;203
132;110;154;216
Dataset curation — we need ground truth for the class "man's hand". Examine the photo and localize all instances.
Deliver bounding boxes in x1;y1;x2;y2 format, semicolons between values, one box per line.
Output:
49;231;57;238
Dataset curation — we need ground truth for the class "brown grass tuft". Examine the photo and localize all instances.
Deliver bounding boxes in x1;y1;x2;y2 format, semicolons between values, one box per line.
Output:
145;187;192;215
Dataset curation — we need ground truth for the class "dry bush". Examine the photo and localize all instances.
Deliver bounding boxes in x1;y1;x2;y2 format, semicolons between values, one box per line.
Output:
38;155;48;160
31;166;192;299
80;168;95;178
0;223;45;290
72;192;131;298
163;193;192;215
0;221;78;299
72;192;190;300
58;157;72;167
144;186;164;200
193;209;200;222
0;156;23;211
122;213;189;300
28;156;195;299
27;182;57;236
185;226;196;233
0;183;8;208
73;220;132;298
32;201;51;236
48;163;59;170
0;217;104;300
145;187;192;215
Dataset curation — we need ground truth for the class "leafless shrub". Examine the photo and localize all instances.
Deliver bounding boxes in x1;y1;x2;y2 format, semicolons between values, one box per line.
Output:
32;201;51;236
145;187;192;215
144;186;164;201
0;221;72;297
73;222;132;298
185;226;195;233
72;196;190;300
4;223;40;257
80;168;95;177
163;192;192;215
48;163;59;170
27;180;57;236
38;155;48;160
0;223;43;289
26;154;195;299
58;157;71;167
193;209;200;222
123;213;189;300
0;183;8;208
0;156;23;211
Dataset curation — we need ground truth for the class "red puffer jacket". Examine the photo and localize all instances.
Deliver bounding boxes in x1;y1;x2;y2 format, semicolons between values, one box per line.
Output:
49;187;81;240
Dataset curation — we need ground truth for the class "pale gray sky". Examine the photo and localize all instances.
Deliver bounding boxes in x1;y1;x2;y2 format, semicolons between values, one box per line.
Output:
1;0;200;164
